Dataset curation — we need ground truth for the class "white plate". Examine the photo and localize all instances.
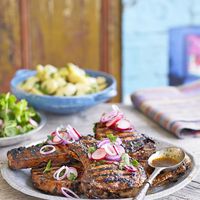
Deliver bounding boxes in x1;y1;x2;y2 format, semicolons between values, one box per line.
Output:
0;112;46;147
1;139;200;200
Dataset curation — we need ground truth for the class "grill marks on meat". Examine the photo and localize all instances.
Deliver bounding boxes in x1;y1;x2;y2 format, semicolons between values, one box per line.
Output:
7;143;78;169
68;136;147;199
94;122;156;161
81;162;146;198
6;127;192;199
68;135;97;168
31;161;83;195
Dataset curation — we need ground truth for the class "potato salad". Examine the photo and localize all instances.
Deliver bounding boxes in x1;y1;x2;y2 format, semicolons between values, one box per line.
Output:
19;63;107;96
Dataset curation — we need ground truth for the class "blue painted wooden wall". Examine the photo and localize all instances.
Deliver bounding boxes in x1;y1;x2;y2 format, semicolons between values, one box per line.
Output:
122;0;200;102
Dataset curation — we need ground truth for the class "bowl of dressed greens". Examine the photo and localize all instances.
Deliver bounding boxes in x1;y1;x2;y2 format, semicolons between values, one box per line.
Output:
11;64;117;114
0;93;46;146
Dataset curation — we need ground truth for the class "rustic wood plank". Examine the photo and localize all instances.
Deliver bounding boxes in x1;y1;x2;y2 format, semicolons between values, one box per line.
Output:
28;0;121;102
0;0;21;92
1;104;200;199
100;0;122;102
19;0;30;68
29;0;101;70
107;0;122;102
0;0;122;101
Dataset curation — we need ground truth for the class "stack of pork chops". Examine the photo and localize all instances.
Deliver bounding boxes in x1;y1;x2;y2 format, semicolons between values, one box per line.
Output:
7;106;192;199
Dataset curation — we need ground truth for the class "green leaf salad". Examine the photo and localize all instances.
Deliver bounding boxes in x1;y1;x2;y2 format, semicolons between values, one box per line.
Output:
0;93;40;138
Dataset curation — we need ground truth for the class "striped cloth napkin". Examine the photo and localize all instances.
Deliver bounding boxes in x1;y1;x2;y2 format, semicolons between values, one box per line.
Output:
131;81;200;138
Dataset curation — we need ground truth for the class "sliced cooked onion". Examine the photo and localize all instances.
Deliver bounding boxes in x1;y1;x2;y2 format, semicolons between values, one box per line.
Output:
56;126;77;144
40;145;56;155
115;138;122;145
66;125;81;141
105;154;121;161
61;187;80;199
73;128;81;138
97;138;110;148
53;166;69;180
67;167;78;180
47;131;63;145
113;145;125;156
100;110;118;123
106;113;123;127
124;165;137;172
88;152;92;159
102;143;117;156
101;105;121;123
56;126;69;141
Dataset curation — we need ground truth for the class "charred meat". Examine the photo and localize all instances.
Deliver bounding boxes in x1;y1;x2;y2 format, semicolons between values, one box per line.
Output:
68;136;147;199
7;142;78;169
31;161;83;195
94;122;156;161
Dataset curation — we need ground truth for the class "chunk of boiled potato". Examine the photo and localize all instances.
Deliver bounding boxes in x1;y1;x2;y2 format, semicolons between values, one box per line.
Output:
41;79;59;94
37;64;57;80
53;77;66;88
75;83;93;95
87;77;97;85
58;67;69;78
44;64;58;74
55;83;77;96
20;76;39;91
67;63;88;84
96;76;106;85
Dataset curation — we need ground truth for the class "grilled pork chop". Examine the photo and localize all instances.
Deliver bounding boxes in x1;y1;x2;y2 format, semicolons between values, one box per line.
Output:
68;135;147;199
7;133;192;199
7;142;78;169
31;155;192;198
31;161;83;195
94;122;156;161
81;161;146;198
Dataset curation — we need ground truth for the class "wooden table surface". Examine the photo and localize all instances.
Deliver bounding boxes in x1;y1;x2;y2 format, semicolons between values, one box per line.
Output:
1;103;200;200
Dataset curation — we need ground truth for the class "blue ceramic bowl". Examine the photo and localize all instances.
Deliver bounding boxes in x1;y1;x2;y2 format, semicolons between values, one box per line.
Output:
11;69;117;114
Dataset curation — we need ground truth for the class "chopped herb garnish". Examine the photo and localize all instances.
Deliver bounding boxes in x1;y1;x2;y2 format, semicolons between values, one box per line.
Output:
59;168;66;177
132;159;139;167
122;153;130;165
68;173;77;181
119;153;130;170
88;146;96;154
43;160;52;173
47;135;53;141
36;142;45;147
107;133;117;143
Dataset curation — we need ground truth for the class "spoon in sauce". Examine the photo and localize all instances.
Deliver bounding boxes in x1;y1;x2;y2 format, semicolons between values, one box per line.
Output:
134;147;186;200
